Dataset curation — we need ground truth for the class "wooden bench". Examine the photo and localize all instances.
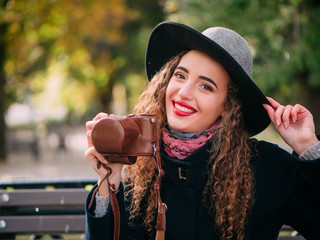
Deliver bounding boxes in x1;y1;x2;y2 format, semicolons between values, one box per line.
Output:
0;177;305;239
0;177;97;239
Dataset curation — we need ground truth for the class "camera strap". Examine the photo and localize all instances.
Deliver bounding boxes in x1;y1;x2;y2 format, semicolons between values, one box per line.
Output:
88;152;167;240
88;151;167;240
88;115;167;240
152;142;167;240
88;163;120;240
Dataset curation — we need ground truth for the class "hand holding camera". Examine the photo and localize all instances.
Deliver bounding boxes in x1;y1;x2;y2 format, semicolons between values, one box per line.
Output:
85;113;166;240
85;113;158;195
85;112;123;196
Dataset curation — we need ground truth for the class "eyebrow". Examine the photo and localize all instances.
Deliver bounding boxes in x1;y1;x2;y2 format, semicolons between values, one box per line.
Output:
176;66;218;89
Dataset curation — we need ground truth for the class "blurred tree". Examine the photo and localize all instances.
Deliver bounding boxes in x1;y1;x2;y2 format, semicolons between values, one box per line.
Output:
164;0;320;132
0;0;164;161
0;0;9;160
108;0;164;110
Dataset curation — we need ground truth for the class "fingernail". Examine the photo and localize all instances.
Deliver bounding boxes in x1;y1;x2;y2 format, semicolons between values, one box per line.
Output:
292;117;295;122
284;122;288;129
276;119;280;126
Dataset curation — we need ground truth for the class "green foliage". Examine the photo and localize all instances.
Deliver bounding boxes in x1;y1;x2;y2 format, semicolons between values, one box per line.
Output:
1;0;164;123
2;0;318;122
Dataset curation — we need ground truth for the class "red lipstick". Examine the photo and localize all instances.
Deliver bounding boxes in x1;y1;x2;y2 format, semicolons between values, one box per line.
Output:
172;100;197;117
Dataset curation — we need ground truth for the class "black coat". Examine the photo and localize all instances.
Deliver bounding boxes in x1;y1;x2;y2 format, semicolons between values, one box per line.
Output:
85;140;320;239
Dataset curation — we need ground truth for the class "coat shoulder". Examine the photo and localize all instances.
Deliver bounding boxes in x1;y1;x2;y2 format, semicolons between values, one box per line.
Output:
250;139;299;170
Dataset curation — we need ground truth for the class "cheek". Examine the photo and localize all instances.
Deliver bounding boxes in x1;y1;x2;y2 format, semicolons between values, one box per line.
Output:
165;82;175;103
165;85;173;114
165;88;171;108
210;90;227;116
202;97;226;118
166;80;174;94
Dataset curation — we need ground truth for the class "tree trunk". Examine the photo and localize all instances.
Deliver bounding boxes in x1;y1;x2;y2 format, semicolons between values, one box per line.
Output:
99;76;116;114
0;20;8;162
297;71;320;134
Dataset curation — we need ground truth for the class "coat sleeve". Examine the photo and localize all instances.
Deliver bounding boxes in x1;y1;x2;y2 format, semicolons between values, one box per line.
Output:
85;183;151;240
282;160;320;239
267;142;320;239
255;141;320;239
294;135;320;198
85;183;130;240
296;158;320;199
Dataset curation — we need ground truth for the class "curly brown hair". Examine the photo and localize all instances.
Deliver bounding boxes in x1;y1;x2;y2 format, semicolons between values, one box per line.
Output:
203;83;255;240
124;51;255;239
124;52;185;233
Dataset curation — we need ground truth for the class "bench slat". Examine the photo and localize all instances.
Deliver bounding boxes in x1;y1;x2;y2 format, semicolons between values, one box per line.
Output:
0;215;85;233
0;177;97;189
0;189;89;206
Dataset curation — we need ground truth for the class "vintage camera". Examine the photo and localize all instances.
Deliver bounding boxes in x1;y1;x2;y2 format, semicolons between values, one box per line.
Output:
91;114;158;165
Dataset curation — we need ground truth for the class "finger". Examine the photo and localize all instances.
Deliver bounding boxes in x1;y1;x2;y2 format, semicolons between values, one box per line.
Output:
266;97;281;110
274;105;285;127
86;113;109;148
87;130;93;148
84;147;98;164
85;147;107;165
84;147;95;161
291;104;300;123
291;104;310;122
263;103;276;124
282;105;293;128
93;112;109;121
86;121;95;131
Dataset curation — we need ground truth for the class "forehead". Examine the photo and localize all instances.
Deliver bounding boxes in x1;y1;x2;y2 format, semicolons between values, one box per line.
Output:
180;50;225;69
178;50;230;83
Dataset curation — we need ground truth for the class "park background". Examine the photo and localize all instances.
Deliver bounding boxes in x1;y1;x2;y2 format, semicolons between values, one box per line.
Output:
0;0;320;180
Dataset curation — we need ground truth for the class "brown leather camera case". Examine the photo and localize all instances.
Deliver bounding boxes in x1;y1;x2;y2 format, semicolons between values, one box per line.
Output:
91;114;157;164
89;114;166;240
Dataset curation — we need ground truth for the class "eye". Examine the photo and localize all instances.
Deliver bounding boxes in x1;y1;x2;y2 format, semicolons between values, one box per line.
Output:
200;83;213;92
174;72;185;79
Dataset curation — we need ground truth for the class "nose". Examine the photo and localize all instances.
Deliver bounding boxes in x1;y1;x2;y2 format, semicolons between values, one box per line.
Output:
178;81;194;100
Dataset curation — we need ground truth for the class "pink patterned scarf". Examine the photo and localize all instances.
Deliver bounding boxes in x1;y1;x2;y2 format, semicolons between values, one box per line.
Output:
162;120;220;159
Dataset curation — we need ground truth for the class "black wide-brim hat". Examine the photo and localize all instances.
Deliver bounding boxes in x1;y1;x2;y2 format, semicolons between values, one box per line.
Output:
145;21;271;136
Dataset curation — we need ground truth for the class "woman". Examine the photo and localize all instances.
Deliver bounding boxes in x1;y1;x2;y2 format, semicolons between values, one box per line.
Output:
85;22;320;239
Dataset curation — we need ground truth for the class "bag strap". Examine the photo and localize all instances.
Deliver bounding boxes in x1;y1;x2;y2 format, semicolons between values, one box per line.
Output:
87;115;167;240
88;163;120;240
152;143;167;240
88;151;166;240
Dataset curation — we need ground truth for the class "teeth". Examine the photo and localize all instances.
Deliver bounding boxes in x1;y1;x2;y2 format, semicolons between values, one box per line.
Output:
175;103;195;113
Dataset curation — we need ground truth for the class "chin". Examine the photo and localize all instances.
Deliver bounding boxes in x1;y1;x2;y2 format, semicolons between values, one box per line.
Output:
167;116;201;133
169;123;194;133
167;122;184;132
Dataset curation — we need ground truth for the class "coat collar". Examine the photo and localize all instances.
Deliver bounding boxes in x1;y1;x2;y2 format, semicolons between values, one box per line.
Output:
161;141;212;193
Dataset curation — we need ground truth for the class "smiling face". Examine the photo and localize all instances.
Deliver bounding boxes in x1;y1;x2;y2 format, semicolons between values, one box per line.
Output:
165;50;230;133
